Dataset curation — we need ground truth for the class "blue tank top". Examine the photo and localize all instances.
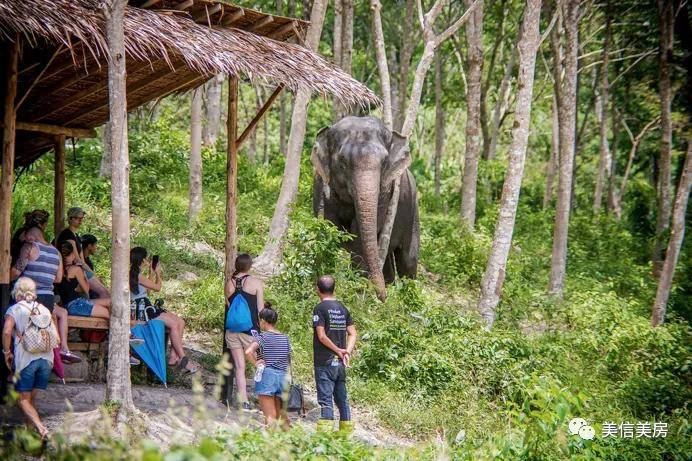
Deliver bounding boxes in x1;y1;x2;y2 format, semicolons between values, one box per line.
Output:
22;242;60;295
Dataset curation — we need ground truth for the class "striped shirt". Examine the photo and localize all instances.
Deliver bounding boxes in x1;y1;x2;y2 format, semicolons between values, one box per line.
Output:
22;242;60;295
255;331;292;372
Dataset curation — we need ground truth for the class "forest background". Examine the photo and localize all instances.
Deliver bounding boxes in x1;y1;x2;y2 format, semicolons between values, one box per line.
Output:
5;0;691;459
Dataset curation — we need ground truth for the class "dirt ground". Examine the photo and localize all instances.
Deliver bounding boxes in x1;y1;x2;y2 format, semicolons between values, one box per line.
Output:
0;344;410;449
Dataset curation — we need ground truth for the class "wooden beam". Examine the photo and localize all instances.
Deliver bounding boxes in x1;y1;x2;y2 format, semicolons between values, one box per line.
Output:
54;135;65;238
35;61;151;122
65;64;182;125
5;121;97;138
222;8;245;26
31;44;94;85
194;4;222;23
221;75;238;406
269;21;297;40
16;46;65;111
236;85;284;150
1;37;19;285
224;76;239;295
173;0;194;11
247;15;274;32
140;0;163;8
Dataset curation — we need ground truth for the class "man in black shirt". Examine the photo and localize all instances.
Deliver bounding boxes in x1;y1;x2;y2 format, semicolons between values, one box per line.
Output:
312;275;357;435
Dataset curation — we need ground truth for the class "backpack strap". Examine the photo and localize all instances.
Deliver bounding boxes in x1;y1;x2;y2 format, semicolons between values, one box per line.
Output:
233;274;250;292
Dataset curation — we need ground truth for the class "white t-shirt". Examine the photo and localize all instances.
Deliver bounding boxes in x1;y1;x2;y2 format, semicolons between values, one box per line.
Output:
6;300;55;375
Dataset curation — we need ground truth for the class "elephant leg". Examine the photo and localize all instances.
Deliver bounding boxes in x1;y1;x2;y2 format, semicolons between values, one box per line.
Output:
383;252;396;284
395;232;418;279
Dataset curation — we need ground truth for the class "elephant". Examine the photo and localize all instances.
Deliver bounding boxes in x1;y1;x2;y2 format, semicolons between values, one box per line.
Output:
311;116;420;300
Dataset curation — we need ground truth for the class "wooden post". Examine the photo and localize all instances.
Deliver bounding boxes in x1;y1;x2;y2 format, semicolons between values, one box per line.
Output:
221;75;239;406
0;35;19;402
54;135;65;239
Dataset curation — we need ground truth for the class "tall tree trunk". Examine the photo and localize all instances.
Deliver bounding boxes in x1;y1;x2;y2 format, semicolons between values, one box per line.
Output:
606;102;619;213
487;39;519;161
652;142;692;326
189;88;203;222
395;0;416;131
254;0;328;276
370;0;393;129
477;0;542;328
481;0;506;160
593;5;611;214
543;95;559;209
460;0;484;228
104;0;134;414
548;0;580;298
434;52;445;197
332;0;343;122
616;116;659;217
653;0;674;277
202;74;223;147
99;122;112;178
262;87;270;165
334;0;354;120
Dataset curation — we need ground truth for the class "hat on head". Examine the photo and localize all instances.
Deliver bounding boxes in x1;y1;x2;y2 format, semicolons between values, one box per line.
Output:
67;207;86;218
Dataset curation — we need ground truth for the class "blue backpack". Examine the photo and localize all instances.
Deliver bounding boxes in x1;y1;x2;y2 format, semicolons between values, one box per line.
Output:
225;276;254;332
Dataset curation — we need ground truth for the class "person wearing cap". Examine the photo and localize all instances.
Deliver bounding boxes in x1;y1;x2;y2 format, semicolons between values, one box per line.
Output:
56;207;109;298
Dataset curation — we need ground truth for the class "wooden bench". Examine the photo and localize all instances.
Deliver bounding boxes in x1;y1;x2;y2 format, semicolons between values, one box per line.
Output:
66;316;144;382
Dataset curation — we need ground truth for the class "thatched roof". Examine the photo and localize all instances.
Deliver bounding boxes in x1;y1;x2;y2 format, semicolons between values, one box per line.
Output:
0;0;379;167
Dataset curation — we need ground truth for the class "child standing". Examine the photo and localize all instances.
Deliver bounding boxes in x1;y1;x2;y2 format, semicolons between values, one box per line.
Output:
245;305;292;429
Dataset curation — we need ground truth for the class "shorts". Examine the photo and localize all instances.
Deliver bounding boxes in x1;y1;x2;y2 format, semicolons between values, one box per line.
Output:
67;297;94;317
254;366;289;397
35;293;55;312
15;358;52;392
225;330;254;350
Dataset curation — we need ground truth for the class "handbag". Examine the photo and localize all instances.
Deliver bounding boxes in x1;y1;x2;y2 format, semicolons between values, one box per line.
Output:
287;383;305;416
287;359;306;416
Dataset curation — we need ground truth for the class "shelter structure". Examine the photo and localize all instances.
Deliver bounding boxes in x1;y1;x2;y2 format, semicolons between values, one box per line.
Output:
0;0;377;402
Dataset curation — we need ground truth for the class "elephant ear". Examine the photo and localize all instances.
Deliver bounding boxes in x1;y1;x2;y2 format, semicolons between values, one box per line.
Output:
382;130;411;187
310;127;330;185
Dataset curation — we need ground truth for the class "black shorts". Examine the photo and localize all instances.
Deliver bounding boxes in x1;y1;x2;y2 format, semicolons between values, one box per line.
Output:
36;293;55;312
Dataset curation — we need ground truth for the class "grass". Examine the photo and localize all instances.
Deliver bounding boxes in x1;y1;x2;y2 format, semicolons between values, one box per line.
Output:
7;100;690;460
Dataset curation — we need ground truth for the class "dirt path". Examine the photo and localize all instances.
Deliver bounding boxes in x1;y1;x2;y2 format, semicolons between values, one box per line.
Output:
0;347;410;449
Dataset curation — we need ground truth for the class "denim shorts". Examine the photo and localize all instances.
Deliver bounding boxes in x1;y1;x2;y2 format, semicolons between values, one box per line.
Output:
254;366;289;397
15;358;52;392
67;297;94;317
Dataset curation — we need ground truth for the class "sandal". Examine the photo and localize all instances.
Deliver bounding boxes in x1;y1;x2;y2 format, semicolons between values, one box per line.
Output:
177;356;198;374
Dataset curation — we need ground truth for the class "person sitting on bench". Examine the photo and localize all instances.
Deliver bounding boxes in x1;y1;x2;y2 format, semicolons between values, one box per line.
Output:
80;234;109;299
130;247;197;374
56;207;109;299
55;242;111;318
10;211;80;364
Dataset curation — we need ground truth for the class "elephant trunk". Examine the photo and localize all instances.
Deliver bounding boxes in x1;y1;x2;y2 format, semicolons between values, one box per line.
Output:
353;169;387;301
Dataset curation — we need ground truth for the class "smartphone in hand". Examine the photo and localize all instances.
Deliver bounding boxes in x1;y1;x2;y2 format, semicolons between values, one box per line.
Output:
151;255;159;271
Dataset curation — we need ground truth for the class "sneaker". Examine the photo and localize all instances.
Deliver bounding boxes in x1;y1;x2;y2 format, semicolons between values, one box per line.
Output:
60;350;83;364
129;334;144;346
130;356;141;366
241;401;255;412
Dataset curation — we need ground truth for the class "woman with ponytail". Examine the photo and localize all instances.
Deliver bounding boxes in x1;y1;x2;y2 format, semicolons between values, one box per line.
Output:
225;253;264;411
